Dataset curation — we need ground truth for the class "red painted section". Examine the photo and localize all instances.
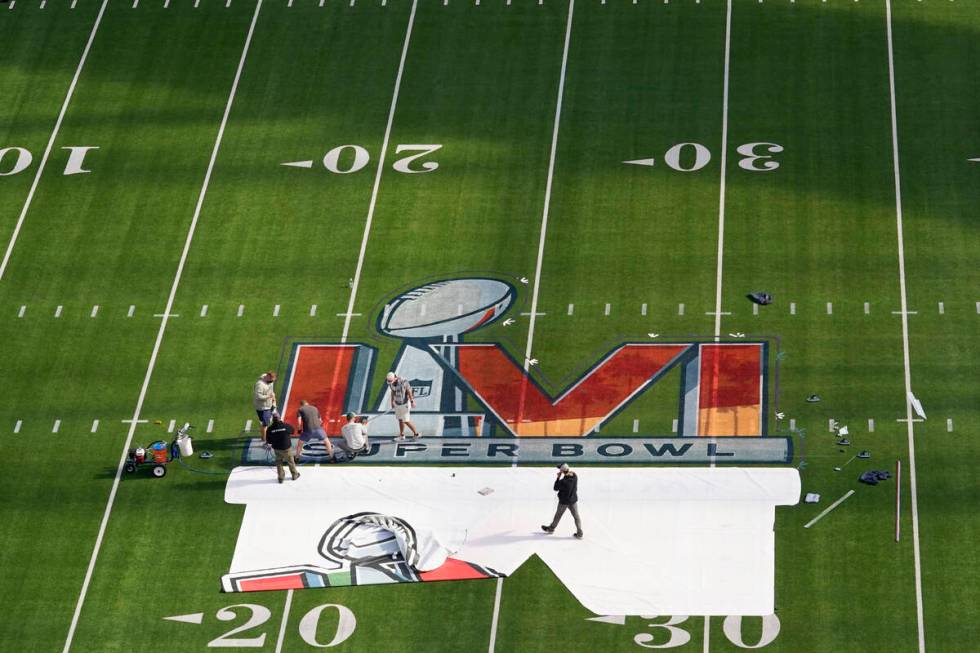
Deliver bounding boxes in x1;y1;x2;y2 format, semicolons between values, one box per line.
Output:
464;307;496;333
699;344;761;409
238;574;305;591
284;345;357;436
419;558;493;582
457;343;687;436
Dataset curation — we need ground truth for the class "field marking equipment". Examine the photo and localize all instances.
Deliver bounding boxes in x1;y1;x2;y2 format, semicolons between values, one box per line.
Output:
124;423;193;478
806;394;821;403
834;456;856;472
804;490;854;529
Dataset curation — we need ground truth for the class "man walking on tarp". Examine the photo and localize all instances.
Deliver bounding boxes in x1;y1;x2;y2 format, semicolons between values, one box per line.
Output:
386;371;420;440
542;463;583;539
264;413;300;484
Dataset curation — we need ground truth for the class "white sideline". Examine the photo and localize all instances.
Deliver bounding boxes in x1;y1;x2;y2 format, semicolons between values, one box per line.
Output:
884;2;925;652
340;0;419;344
492;1;576;651
61;2;265;651
0;0;109;284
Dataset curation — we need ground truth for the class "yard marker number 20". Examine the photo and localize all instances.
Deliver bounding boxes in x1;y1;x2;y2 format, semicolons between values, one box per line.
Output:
207;603;356;648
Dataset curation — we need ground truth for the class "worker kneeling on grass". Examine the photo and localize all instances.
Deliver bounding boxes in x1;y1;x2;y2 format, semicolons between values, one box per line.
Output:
264;413;300;484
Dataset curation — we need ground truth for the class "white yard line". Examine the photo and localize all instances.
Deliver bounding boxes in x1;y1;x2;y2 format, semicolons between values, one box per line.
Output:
884;2;925;651
491;2;576;651
0;0;109;284
274;589;293;653
61;3;264;651
711;0;733;342
340;0;419;343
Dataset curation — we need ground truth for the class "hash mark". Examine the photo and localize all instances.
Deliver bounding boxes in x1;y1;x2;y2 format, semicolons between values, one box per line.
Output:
789;418;796;431
567;304;574;316
17;306;25;318
632;419;639;433
207;419;214;433
671;419;678;433
91;419;99;433
678;303;684;316
864;302;870;314
892;310;917;315
53;419;61;434
168;419;176;432
288;0;293;6
310;304;317;317
71;0;76;7
244;419;253;432
320;0;325;6
200;304;208;317
55;305;63;318
753;303;759;316
164;0;169;6
226;0;231;6
40;0;45;8
938;302;944;315
826;302;833;315
641;303;647;316
604;303;611;316
946;418;953;432
14;420;22;433
132;0;138;8
273;304;281;317
237;304;245;317
91;305;99;318
127;305;135;318
8;0;15;7
976;301;980;314
868;418;875;432
194;0;199;7
790;302;796;315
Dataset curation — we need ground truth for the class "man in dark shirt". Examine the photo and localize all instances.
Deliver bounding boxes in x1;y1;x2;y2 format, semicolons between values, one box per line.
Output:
264;413;300;484
541;463;583;539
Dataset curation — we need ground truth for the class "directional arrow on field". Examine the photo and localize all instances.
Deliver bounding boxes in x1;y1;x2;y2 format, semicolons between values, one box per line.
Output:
503;318;515;326
585;615;627;625
519;277;529;285
728;332;746;338
776;412;785;420
623;158;656;167
163;612;204;625
281;160;314;169
527;358;538;366
647;333;659;338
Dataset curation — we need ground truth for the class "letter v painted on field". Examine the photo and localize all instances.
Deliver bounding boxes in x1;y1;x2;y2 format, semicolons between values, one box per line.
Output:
445;342;767;437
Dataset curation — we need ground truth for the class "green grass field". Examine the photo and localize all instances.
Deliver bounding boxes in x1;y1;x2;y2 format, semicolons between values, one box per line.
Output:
0;0;978;651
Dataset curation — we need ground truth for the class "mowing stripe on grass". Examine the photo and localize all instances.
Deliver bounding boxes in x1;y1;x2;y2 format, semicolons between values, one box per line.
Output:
0;0;109;284
341;0;419;344
61;3;264;651
496;1;576;649
711;0;733;341
884;2;925;651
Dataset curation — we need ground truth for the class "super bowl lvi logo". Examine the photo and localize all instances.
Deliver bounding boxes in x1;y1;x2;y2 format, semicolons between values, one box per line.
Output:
277;276;777;444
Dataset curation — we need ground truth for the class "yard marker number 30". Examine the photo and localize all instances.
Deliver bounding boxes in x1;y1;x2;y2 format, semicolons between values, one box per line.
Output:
633;614;780;649
207;603;356;648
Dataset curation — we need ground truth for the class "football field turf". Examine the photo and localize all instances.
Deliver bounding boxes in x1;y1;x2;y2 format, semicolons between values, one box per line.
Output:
0;0;978;651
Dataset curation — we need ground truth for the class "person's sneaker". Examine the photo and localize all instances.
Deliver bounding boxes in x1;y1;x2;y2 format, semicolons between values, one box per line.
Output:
278;477;284;484
359;446;369;454
411;432;421;440
293;473;301;481
394;435;406;441
541;525;554;533
574;532;584;539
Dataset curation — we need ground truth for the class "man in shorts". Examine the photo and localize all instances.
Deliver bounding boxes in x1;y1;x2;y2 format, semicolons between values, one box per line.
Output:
338;412;369;459
295;399;334;461
386;371;420;440
253;371;277;440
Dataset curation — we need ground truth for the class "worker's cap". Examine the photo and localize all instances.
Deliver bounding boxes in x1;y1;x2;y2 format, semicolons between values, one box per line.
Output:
557;463;570;472
386;372;396;382
345;412;355;420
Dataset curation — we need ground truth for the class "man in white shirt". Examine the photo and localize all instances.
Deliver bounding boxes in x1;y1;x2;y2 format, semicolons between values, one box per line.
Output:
339;412;369;459
253;371;277;440
386;372;420;440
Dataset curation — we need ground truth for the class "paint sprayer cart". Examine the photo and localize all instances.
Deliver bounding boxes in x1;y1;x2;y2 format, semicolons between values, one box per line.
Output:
124;423;194;478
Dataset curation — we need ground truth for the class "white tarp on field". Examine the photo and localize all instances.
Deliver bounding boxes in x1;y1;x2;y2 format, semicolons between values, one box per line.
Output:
224;465;799;616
